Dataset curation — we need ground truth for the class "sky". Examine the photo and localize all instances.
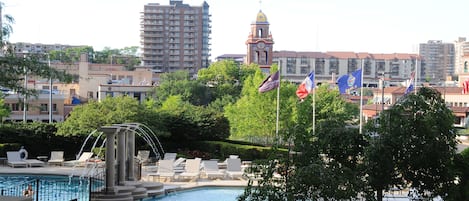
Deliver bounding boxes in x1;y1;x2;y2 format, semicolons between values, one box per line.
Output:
3;0;469;60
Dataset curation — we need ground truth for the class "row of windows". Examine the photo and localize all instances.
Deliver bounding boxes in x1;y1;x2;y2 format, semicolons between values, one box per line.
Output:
447;102;468;107
6;103;57;112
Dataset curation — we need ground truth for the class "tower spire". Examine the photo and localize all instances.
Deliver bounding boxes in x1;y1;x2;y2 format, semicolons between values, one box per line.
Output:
259;0;262;10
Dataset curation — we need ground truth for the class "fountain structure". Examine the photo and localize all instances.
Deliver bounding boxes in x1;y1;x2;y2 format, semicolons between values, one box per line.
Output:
91;123;166;201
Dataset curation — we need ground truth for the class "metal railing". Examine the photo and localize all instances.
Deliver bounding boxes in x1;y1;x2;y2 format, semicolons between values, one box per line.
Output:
0;171;105;201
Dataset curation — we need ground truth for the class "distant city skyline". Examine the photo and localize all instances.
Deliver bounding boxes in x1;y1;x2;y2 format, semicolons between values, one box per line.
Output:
3;0;469;60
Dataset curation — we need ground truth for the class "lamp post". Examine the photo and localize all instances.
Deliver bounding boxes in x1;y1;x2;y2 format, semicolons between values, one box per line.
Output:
47;54;53;123
22;52;28;123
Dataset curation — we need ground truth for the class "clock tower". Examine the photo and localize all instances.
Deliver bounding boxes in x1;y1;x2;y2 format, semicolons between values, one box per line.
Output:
246;10;274;69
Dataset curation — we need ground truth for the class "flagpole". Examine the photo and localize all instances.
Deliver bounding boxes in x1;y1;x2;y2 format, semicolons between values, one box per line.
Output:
312;72;316;135
275;62;281;143
415;54;418;95
359;59;364;134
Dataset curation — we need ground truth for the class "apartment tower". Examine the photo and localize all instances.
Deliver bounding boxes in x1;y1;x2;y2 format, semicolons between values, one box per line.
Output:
419;40;455;82
140;0;211;74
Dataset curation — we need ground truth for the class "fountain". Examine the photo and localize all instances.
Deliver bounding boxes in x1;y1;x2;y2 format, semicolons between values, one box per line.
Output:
90;123;166;201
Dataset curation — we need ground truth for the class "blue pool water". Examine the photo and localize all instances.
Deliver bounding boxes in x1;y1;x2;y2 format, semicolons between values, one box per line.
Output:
0;174;104;201
149;187;245;201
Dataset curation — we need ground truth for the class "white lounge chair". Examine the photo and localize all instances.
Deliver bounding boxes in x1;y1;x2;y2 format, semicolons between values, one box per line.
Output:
202;160;225;179
163;152;177;161
179;158;201;181
48;151;64;166
173;157;186;173
226;158;244;180
25;159;45;167
6;151;28;168
64;152;93;167
147;159;175;182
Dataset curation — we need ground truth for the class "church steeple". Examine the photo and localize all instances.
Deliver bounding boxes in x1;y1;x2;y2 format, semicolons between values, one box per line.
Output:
246;10;274;69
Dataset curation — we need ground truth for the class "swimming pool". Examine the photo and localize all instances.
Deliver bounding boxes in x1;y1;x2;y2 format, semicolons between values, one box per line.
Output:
0;174;104;201
148;187;245;201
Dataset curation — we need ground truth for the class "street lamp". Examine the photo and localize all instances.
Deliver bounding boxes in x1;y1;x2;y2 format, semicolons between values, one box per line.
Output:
22;51;28;123
378;72;391;112
47;54;53;123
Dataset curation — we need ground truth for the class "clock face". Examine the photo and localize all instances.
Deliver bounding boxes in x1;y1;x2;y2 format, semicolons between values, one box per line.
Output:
257;42;265;49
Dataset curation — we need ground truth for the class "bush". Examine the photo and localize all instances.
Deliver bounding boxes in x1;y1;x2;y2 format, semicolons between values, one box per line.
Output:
164;140;286;161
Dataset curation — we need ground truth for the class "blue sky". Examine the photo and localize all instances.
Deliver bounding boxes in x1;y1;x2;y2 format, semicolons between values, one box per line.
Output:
3;0;469;59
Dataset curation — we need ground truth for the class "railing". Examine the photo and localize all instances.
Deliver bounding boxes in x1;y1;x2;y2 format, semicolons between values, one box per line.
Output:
0;170;105;201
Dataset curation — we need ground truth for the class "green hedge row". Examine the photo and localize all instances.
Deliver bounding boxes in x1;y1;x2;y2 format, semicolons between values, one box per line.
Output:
161;140;285;161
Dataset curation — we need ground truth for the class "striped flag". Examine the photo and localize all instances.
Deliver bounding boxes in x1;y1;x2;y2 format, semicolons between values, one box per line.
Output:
404;71;415;95
463;79;469;94
296;71;315;100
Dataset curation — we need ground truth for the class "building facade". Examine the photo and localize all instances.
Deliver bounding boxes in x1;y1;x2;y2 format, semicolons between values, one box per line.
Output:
454;37;469;75
12;42;86;54
273;51;419;87
419;40;455;82
140;0;211;75
245;10;274;71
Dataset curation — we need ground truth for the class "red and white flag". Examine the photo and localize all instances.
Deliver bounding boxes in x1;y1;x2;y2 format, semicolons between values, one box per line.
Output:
296;71;315;100
463;80;469;94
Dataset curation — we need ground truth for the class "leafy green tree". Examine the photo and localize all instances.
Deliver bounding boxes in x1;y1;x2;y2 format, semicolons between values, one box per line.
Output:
158;95;229;140
0;2;14;43
49;46;94;63
225;68;298;144
56;96;143;136
366;87;458;200
151;71;211;106
0;97;10;121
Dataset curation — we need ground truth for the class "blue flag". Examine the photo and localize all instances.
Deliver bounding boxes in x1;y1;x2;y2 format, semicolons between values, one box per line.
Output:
404;71;415;95
337;69;362;94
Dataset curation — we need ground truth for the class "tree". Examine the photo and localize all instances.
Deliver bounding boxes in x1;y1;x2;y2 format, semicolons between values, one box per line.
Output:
0;97;10;121
225;67;298;144
56;96;143;136
366;87;458;200
151;70;211;106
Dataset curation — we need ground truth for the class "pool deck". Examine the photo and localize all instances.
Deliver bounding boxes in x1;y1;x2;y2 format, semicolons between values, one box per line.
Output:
0;164;251;193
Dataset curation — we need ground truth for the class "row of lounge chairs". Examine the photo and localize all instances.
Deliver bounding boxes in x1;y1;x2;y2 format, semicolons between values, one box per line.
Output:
6;151;95;168
6;151;45;168
146;153;245;182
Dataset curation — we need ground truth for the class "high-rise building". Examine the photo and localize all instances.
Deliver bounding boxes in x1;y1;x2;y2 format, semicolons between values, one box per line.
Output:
419;40;455;82
140;0;211;74
454;37;469;75
245;10;274;72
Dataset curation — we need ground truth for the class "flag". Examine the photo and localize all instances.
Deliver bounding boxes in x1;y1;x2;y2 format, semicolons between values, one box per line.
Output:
296;71;315;100
258;71;280;93
404;71;415;95
463;79;469;94
337;69;362;94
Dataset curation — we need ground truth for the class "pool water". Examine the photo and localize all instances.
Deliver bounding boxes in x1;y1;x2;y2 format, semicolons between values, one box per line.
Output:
149;187;245;201
0;174;104;201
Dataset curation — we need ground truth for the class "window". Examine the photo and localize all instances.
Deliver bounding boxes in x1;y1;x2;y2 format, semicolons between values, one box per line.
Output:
329;58;339;75
315;59;325;75
40;104;48;112
286;57;296;74
11;103;20;111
